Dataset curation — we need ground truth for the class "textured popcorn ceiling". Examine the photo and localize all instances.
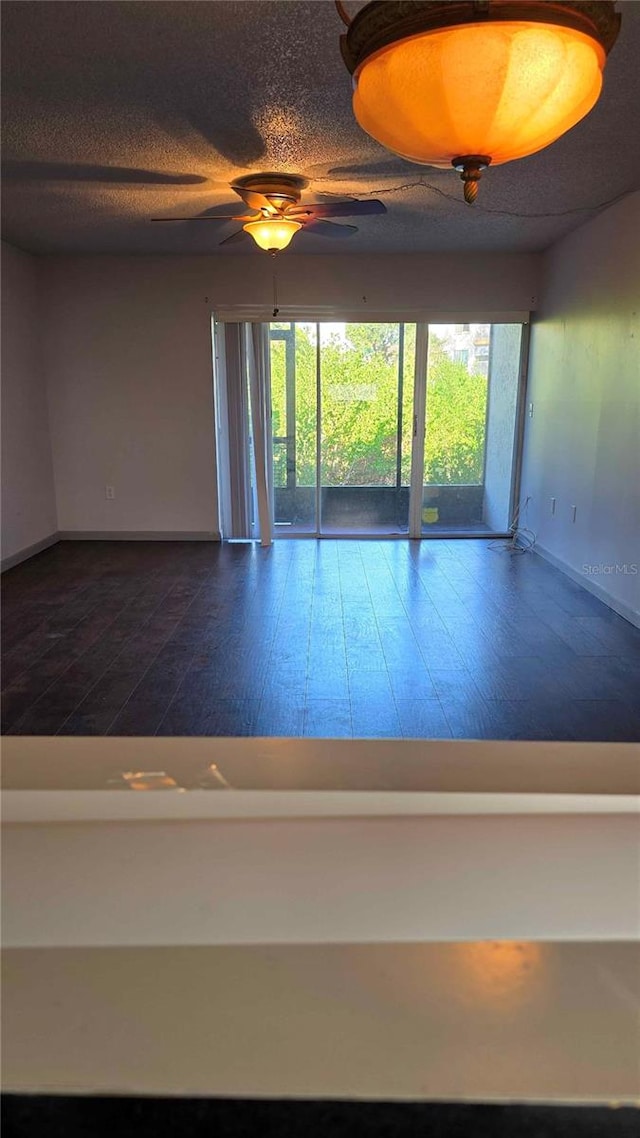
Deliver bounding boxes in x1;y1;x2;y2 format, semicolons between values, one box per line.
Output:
2;0;639;255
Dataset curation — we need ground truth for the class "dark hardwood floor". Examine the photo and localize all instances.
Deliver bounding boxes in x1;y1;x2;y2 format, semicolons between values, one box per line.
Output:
2;538;639;740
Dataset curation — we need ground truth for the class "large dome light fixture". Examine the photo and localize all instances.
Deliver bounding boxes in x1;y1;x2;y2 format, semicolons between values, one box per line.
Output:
337;1;620;202
243;217;302;252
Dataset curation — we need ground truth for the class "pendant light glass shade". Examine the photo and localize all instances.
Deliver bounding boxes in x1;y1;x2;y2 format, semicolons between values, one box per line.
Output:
243;218;302;251
338;2;620;201
353;22;605;167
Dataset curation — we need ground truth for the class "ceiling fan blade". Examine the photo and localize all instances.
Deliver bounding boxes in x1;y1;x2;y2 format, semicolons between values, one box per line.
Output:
303;219;358;238
290;199;387;219
219;229;250;246
151;214;255;222
232;186;276;213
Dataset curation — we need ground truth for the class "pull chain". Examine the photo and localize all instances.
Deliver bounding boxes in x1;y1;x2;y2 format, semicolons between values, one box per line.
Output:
272;264;279;318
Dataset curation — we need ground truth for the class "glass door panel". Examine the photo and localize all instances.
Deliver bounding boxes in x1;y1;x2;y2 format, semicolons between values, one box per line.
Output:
418;323;523;535
400;322;417;490
270;321;414;536
320;323;410;535
270;322;318;534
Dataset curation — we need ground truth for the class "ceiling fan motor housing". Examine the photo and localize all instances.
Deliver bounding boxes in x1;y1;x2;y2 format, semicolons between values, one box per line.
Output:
231;172;310;211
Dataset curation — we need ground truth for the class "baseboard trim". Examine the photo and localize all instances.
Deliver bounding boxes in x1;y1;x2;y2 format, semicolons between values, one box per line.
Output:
1;533;60;572
533;542;640;629
57;531;221;542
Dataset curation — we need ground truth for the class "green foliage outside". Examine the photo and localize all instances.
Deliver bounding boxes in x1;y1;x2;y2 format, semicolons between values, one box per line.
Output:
270;322;488;488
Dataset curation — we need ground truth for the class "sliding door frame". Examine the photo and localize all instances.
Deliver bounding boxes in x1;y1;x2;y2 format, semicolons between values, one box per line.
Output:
509;319;532;527
314;324;322;536
408;322;429;539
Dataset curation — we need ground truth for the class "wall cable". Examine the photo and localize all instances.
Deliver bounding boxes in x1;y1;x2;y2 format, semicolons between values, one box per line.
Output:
314;177;632;220
489;495;536;554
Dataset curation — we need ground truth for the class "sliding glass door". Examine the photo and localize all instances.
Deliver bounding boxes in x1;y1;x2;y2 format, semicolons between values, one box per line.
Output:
270;321;416;536
267;319;525;538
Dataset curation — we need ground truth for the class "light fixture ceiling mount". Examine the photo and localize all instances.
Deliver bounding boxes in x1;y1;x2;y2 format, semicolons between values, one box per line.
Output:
337;1;621;202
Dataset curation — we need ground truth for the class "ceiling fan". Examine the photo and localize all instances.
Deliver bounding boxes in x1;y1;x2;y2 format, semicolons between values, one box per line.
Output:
152;172;386;252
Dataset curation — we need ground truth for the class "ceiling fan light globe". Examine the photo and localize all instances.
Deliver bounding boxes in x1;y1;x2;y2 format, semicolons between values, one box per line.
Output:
243;218;302;251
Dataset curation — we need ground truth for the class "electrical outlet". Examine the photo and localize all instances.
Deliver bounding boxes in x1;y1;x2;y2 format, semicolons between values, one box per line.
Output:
551;497;556;515
105;485;115;500
528;402;534;418
571;504;577;523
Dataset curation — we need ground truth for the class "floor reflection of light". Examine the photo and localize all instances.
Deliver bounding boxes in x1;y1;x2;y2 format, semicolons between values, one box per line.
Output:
453;942;547;1010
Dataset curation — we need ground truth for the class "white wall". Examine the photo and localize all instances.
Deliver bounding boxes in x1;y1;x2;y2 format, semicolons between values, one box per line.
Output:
40;252;539;535
521;193;640;624
1;242;57;562
41;258;220;536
